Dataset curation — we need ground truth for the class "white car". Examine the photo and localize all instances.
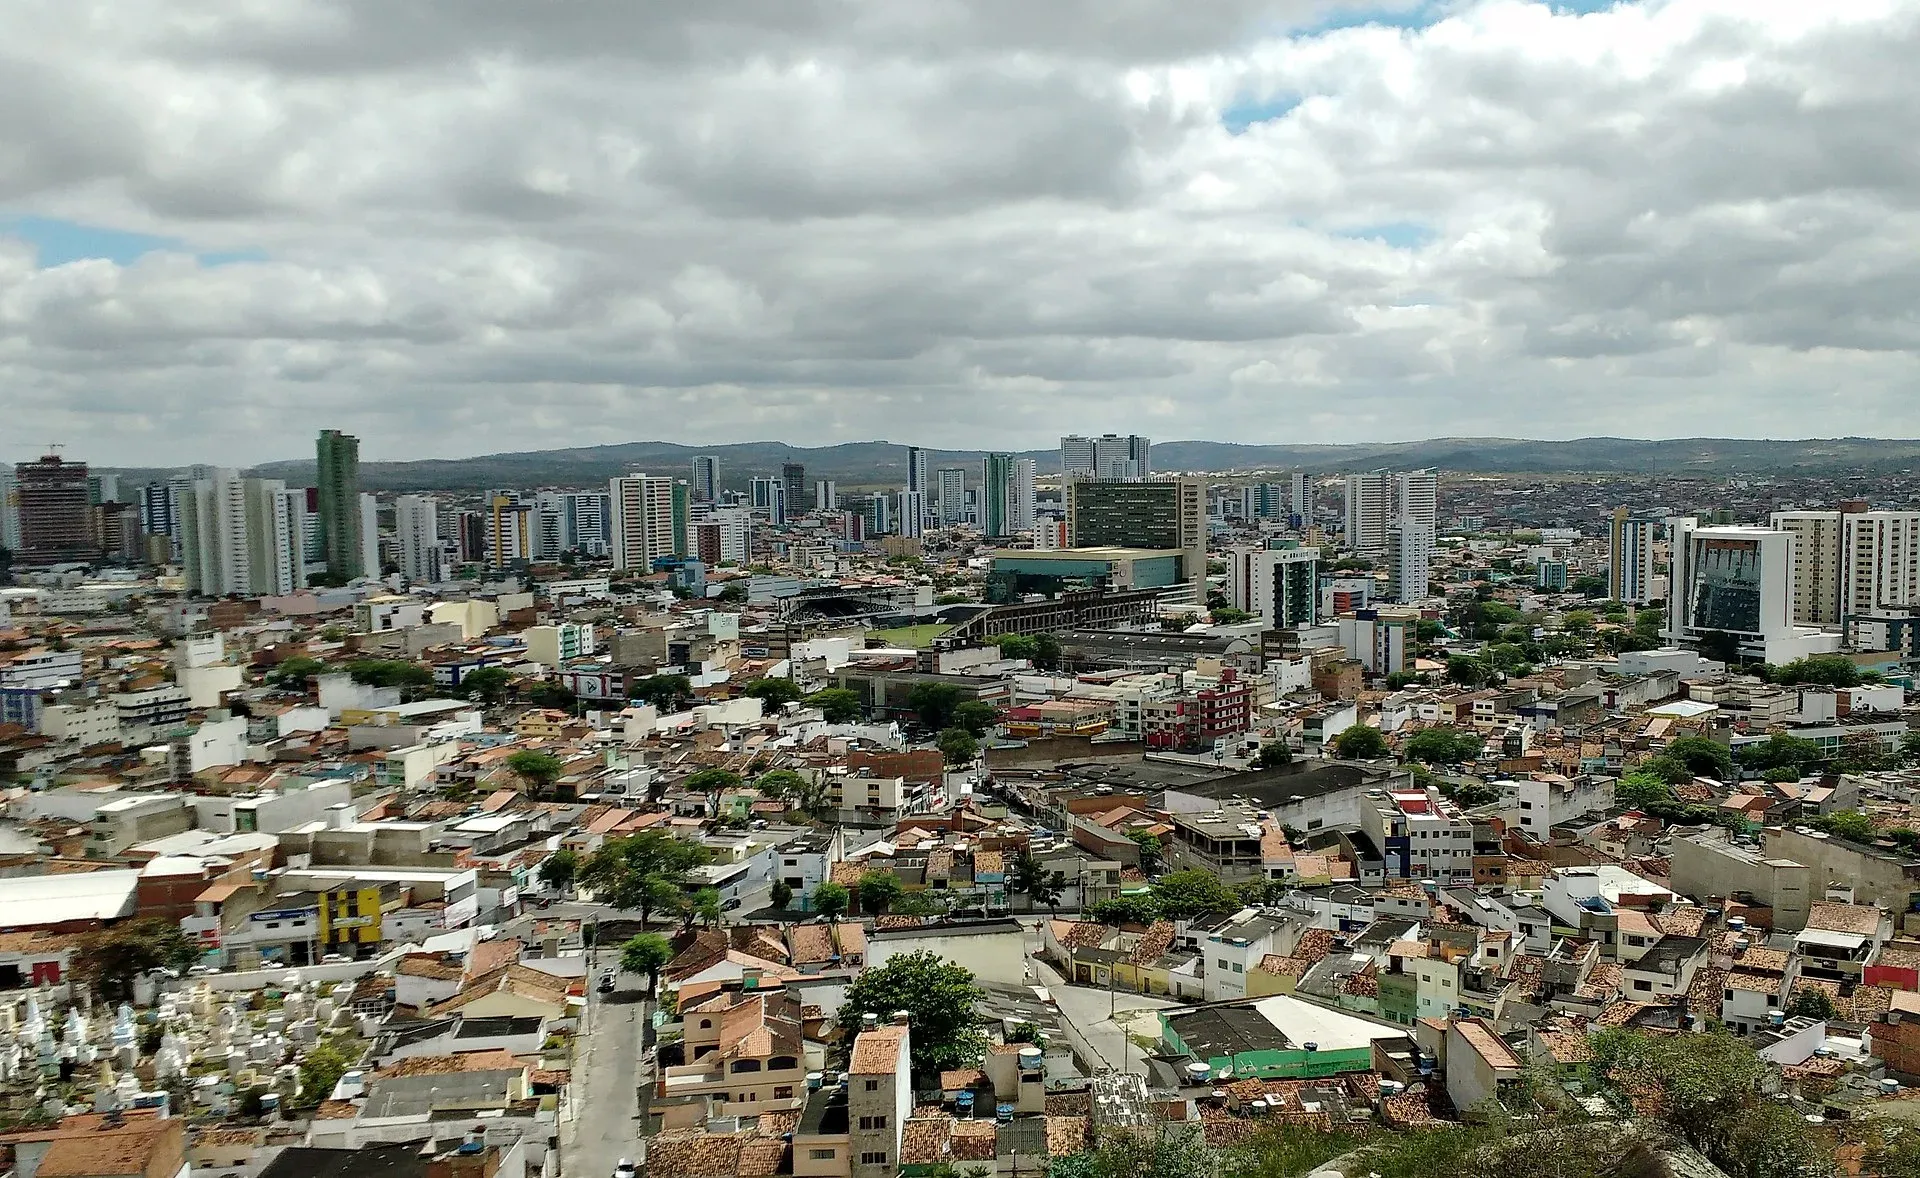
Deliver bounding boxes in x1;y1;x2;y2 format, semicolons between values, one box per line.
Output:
614;1161;637;1178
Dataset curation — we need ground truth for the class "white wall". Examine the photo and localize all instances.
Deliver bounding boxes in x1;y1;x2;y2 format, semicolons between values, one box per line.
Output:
866;927;1027;987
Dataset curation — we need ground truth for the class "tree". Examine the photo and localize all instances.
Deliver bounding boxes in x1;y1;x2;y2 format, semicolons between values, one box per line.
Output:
1770;655;1865;688
1812;809;1876;842
1665;735;1733;781
744;678;805;708
1736;732;1824;777
1638;755;1696;785
683;767;744;808
837;950;986;1076
536;849;578;892
857;871;904;915
1009;850;1064;911
937;727;979;766
770;880;794;909
1563;610;1595;633
267;656;326;690
1127;832;1163;875
1032;633;1062;672
753;769;807;801
1332;725;1389;760
460;666;514;705
74;918;199;1000
1088;896;1162;926
1787;988;1836;1020
1211;607;1254;624
993;634;1039;660
1902;729;1920;767
506;749;567;800
619;933;674;993
806;688;863;723
1403;727;1484;766
1251;741;1292;770
296;1038;358;1108
908;682;965;730
693;887;724;928
1057;1126;1220;1178
951;700;1000;736
578;831;711;925
527;680;578;713
1446;656;1489;687
717;581;750;603
1151;870;1240;921
1614;772;1674;809
811;882;851;921
631;674;695;711
1571;574;1610;598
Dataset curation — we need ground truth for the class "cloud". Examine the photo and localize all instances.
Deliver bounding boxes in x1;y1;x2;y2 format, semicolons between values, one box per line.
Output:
3;0;1920;465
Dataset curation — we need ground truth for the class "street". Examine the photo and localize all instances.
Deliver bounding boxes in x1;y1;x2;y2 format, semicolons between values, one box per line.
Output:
561;954;651;1178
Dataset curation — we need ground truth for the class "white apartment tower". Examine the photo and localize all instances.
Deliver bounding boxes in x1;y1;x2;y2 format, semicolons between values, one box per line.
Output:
395;495;443;584
1771;506;1920;627
815;481;838;512
1060;434;1151;479
1387;520;1436;603
937;467;967;526
358;493;380;579
609;474;677;572
1226;545;1320;628
1609;508;1663;605
1009;458;1037;532
690;455;720;502
1290;472;1315;526
1345;469;1435;555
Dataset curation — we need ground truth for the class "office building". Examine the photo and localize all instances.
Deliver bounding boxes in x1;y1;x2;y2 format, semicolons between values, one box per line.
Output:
1009;458;1037;532
905;446;930;496
0;469;20;553
1608;508;1663;605
14;454;92;559
1771;506;1920;627
1061;434;1151;479
1065;477;1206;600
609;474;679;572
1537;559;1570;591
395;495;443;584
1291;472;1315;527
315;429;363;580
749;477;787;526
937;467;967;526
1060;435;1095;477
1386;519;1435;603
1249;482;1286;521
781;462;806;513
982;453;1013;538
1665;519;1842;663
1226;543;1320;628
690;454;720;503
815;480;838;512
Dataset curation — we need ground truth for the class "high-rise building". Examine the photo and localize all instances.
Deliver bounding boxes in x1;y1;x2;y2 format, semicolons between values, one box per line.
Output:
781;462;807;514
1227;544;1320;628
87;473;121;506
866;493;893;536
484;494;533;568
14;454;92;559
1608;508;1663;605
937;468;967;526
178;470;249;596
0;469;21;554
1291;472;1315;528
905;446;930;496
1060;435;1096;477
981;454;1013;538
1771;506;1920;626
1387;519;1435;603
815;481;838;511
1663;519;1840;663
1062;434;1151;479
395;495;443;584
359;493;381;578
1344;470;1434;554
1065;477;1206;600
257;485;309;595
315;429;363;580
567;492;612;557
749;477;787;526
690;455;721;503
1009;459;1037;533
137;483;173;547
609;474;678;572
1249;482;1286;521
895;491;924;539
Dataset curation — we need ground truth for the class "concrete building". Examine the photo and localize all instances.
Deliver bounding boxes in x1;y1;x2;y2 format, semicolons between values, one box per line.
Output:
14;454;92;560
395;495;444;584
1065;477;1205;601
1362;786;1474;883
1510;775;1614;843
1772;507;1920;628
610;473;679;572
936;468;967;526
690;454;720;502
981;453;1013;538
1608;508;1663;605
847;1021;910;1178
315;429;363;580
1226;543;1319;628
1386;518;1434;603
1664;519;1842;664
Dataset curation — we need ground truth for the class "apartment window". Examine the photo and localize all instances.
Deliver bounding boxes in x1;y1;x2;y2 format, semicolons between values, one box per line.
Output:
1233;963;1243;973
1519;801;1532;810
809;1150;836;1161
1633;979;1652;992
865;1079;880;1091
774;1086;794;1099
861;1153;889;1166
859;1115;889;1130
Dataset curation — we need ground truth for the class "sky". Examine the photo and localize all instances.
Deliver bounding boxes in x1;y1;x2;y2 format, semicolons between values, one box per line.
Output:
5;0;1920;466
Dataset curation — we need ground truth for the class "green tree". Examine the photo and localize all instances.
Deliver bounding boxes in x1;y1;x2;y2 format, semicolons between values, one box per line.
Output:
753;769;808;801
1127;832;1163;874
506;749;567;800
1446;656;1489;687
837;950;986;1076
1665;735;1733;781
1902;729;1920;767
1787;988;1836;1020
1563;609;1595;633
806;688;863;723
1332;725;1390;760
993;634;1039;660
1211;607;1254;624
1812;809;1876;842
907;682;965;730
460;666;514;704
1151;869;1240;921
1088;896;1162;926
526;680;578;712
1009;850;1064;911
692;887;724;928
74;918;200;1001
618;933;674;993
1736;731;1824;776
938;727;979;766
857;871;904;915
744;677;805;708
1770;655;1866;687
1638;755;1696;785
578;831;712;925
267;656;326;690
683;767;744;807
296;1038;359;1108
1251;741;1292;769
631;674;695;711
951;700;1000;736
1614;772;1674;809
1403;727;1484;766
811;882;851;921
1055;1126;1219;1178
770;880;794;909
1032;633;1062;672
536;849;578;892
1697;629;1743;664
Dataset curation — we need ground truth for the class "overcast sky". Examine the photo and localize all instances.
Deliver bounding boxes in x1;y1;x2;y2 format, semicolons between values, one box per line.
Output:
5;0;1917;465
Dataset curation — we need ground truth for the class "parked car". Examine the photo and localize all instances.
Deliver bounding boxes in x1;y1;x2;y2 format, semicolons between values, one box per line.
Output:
721;896;743;911
615;1161;637;1178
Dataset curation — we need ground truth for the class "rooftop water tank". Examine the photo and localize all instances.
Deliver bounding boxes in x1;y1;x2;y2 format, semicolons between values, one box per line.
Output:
1018;1047;1043;1072
806;1072;824;1091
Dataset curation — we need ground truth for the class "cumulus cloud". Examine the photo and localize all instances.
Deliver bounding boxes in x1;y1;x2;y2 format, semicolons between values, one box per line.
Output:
3;0;1920;464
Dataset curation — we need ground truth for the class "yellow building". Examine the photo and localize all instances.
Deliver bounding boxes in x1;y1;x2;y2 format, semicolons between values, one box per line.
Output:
316;881;394;952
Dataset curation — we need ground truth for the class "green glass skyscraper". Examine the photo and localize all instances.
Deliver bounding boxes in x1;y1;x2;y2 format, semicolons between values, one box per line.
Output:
982;453;1012;538
316;429;363;581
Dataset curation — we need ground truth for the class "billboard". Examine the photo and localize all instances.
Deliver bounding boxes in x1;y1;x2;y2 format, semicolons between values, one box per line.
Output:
1689;538;1763;635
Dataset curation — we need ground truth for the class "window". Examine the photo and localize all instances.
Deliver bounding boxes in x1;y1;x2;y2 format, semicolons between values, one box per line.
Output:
1232;963;1243;973
1519;801;1533;810
809;1150;836;1161
861;1153;889;1166
774;1086;793;1099
769;1056;798;1071
1633;979;1652;992
731;1060;762;1074
858;1115;889;1130
1725;989;1735;1003
865;1079;880;1091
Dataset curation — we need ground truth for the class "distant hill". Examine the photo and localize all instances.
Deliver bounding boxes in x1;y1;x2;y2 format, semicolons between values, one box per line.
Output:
104;435;1920;491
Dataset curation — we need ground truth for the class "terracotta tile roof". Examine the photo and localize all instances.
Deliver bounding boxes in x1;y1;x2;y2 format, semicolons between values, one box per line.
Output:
737;1138;787;1177
975;849;1004;876
1128;921;1175;966
900;1117;952;1165
1051;920;1110;950
1689;966;1727;1012
664;930;730;981
873;914;929;930
38;1121;179;1178
850;1025;908;1074
1257;953;1310;978
646;1131;741;1178
1046;1115;1091;1158
756;1109;802;1138
1783;1057;1846;1081
1382;1092;1441;1127
468;937;523;979
1045;1093;1092;1116
397;954;463;981
313;1099;359;1119
1454;1019;1523;1072
427;964;572;1017
377;1049;521;1078
529;1068;570;1087
1293;928;1334;964
1808;902;1884;936
1730;945;1791;974
950;1120;998;1161
1537;1027;1594;1064
1576;962;1623;1001
1848;985;1895;1022
940;1068;986;1090
1725;969;1783;994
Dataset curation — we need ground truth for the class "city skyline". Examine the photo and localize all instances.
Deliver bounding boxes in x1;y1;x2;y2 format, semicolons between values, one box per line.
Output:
7;3;1920;462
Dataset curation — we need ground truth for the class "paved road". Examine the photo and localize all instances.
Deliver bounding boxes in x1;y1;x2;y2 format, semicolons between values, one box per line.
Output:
563;955;651;1178
1031;957;1175;1077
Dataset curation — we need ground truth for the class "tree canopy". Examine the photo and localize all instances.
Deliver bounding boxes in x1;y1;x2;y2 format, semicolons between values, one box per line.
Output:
837;950;985;1076
744;677;805;707
1769;654;1869;687
74;918;199;1000
951;700;1000;736
619;933;674;991
1664;735;1733;781
811;882;851;920
1251;741;1292;769
505;749;568;799
630;674;695;711
578;831;711;924
460;666;514;704
857;870;904;915
1403;726;1484;766
536;849;578;891
1332;725;1390;760
1151;869;1240;921
937;727;979;766
907;682;965;730
806;688;863;724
